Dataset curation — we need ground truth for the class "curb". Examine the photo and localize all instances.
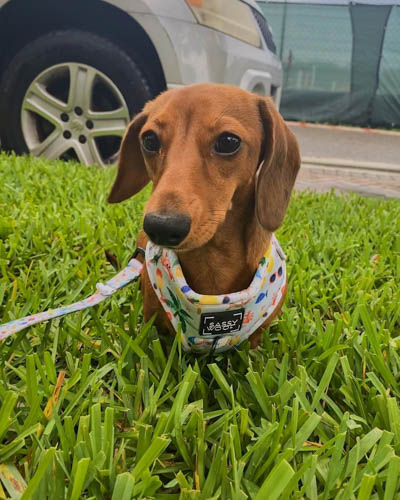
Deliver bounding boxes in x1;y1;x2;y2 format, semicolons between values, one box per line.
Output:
288;121;400;137
302;156;400;175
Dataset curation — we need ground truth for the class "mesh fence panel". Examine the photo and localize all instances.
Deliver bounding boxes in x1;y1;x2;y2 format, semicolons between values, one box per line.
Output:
258;2;400;128
372;6;400;126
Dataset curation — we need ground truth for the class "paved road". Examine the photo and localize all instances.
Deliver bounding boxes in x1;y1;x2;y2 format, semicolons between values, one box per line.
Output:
288;122;400;198
288;123;400;166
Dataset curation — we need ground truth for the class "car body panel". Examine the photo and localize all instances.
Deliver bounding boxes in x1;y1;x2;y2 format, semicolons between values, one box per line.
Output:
104;0;196;21
124;12;184;86
106;0;282;101
101;0;281;97
157;18;281;90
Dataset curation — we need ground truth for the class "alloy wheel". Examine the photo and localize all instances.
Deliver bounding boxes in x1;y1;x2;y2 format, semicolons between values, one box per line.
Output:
21;62;130;166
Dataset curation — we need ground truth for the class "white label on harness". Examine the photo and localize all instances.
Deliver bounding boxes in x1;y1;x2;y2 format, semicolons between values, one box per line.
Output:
199;309;244;335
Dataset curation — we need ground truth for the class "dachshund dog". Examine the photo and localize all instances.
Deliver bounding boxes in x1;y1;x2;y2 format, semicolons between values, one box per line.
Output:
108;83;300;348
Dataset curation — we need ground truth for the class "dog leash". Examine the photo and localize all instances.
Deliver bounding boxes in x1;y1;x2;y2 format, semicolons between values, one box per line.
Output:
0;253;144;342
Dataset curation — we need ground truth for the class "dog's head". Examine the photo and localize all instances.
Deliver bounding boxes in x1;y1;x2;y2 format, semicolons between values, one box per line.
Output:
108;84;300;251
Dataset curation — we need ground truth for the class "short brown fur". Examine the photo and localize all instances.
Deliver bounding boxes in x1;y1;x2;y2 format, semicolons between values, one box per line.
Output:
108;83;300;348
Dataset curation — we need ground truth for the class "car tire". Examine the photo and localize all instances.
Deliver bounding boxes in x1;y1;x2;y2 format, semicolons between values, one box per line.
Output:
0;30;152;166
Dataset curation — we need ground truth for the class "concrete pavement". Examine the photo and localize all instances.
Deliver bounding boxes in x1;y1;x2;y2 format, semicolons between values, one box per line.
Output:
289;122;400;198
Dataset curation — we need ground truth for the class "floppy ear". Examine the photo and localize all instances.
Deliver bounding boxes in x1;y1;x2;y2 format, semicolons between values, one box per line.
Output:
255;98;301;231
108;112;150;203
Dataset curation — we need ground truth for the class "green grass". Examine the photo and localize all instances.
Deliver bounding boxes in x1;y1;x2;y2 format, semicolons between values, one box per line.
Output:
0;152;400;499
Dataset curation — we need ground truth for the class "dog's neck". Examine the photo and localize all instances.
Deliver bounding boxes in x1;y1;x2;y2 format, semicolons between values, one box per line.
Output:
178;195;271;295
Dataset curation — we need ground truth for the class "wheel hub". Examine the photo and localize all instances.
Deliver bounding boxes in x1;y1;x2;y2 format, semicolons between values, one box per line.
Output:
70;118;84;134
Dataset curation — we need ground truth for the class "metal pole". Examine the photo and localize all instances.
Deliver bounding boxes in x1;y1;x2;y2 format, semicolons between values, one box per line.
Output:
279;0;288;61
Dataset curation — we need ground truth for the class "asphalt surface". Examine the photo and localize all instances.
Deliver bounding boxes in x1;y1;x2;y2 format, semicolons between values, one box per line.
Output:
288;123;400;166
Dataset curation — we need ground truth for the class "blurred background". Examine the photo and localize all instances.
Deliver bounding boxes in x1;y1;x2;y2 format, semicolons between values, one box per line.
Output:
258;0;400;129
0;0;398;169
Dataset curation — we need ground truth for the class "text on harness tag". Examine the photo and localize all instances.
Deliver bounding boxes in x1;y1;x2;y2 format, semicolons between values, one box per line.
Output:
199;309;245;336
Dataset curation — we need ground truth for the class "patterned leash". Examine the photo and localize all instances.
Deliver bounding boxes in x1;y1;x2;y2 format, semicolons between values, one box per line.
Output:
0;255;143;342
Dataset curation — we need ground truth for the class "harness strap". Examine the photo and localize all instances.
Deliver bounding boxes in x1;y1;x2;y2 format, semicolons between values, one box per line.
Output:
0;257;143;341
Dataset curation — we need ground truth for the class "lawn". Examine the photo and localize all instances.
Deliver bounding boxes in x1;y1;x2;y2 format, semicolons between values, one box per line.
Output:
0;152;400;499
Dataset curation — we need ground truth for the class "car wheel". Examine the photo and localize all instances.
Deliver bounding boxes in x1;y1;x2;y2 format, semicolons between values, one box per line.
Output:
0;30;152;166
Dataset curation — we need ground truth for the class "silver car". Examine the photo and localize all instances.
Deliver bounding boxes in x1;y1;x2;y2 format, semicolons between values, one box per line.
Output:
0;0;281;166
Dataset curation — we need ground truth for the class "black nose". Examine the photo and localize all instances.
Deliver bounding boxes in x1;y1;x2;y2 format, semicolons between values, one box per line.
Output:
143;212;191;247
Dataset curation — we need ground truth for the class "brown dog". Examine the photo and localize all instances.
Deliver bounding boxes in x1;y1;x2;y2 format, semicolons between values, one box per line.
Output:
108;83;300;348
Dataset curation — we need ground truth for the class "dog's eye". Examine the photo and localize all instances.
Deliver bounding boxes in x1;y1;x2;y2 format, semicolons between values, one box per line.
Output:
214;133;241;155
141;131;160;153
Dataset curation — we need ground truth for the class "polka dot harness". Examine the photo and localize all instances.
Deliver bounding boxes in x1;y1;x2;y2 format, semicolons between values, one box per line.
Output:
146;234;287;353
0;235;286;354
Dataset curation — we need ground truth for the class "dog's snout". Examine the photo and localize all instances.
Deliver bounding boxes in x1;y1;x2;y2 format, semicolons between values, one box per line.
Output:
143;213;191;247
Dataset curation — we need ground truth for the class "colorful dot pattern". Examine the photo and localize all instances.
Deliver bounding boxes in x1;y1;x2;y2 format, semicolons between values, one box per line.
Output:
146;234;287;354
0;235;287;355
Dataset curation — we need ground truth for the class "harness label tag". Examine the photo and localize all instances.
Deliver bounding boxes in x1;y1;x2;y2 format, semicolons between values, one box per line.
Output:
199;308;245;336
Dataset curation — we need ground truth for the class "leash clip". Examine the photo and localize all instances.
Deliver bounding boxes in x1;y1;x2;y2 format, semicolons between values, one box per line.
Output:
131;247;145;261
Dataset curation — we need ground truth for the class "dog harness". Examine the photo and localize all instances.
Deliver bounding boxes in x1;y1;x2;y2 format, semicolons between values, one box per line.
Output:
146;234;286;353
0;236;286;354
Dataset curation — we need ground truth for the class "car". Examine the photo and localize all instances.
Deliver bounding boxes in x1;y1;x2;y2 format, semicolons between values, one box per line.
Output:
0;0;281;167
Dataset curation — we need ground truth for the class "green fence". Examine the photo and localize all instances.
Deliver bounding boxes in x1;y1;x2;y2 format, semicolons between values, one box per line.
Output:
258;1;400;128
